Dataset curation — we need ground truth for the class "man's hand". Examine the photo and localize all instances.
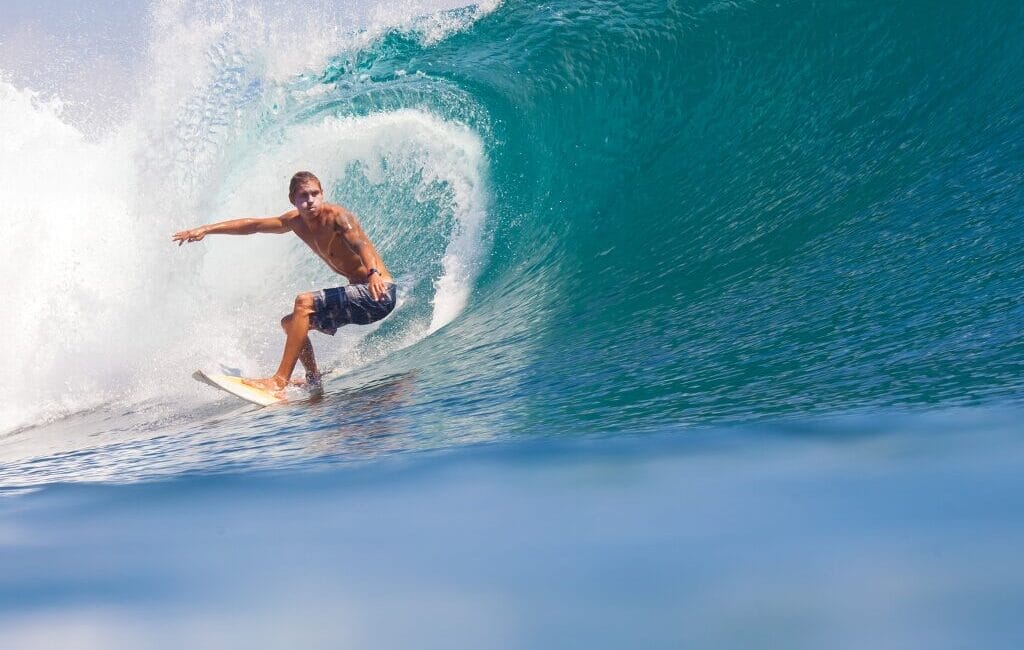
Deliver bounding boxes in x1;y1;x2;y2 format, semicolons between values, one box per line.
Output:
172;227;206;245
367;272;387;301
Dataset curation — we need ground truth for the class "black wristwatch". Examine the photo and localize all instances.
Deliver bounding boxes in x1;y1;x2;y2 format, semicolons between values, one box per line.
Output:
368;268;380;278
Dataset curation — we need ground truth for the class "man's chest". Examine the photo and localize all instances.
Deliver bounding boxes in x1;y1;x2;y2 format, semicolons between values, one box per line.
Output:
298;229;357;268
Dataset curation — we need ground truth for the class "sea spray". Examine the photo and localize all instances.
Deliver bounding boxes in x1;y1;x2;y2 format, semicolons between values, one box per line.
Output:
0;0;498;432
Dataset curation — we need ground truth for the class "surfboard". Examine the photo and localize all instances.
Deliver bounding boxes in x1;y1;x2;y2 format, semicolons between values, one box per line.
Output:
192;370;283;406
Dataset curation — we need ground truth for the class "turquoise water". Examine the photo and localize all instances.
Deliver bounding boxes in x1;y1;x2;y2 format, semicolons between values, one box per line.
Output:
2;0;1023;645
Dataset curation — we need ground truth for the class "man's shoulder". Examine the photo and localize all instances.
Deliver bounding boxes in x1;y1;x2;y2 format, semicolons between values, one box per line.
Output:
322;203;351;216
323;204;357;226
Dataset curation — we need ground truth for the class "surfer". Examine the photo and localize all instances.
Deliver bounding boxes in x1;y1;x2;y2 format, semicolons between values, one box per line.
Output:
172;171;396;396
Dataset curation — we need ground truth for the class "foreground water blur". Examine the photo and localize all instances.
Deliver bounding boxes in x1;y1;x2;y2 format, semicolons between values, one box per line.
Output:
3;407;1023;649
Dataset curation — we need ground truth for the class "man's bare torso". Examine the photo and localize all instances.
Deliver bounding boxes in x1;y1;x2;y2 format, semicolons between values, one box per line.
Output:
285;204;392;284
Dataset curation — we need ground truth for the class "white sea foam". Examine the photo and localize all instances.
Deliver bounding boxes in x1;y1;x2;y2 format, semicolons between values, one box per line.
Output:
0;81;139;431
0;0;494;433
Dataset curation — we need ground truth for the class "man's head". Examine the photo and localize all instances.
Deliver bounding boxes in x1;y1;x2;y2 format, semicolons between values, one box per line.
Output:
289;171;324;217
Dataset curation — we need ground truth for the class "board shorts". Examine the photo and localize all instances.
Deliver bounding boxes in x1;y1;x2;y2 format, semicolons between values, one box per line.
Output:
309;282;397;335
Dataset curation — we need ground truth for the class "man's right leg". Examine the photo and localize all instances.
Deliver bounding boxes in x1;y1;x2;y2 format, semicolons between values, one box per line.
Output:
281;314;319;383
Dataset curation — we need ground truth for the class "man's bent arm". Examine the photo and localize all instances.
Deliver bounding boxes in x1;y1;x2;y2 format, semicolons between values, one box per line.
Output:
336;216;385;276
335;213;389;300
173;215;291;245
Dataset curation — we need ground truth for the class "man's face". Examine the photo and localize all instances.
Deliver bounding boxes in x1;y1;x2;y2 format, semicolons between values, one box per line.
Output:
291;182;323;217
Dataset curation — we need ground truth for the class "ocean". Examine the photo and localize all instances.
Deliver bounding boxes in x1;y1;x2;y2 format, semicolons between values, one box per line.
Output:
1;0;1023;647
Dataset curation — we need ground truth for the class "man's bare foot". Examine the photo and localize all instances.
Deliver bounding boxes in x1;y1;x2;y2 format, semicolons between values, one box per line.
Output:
242;376;288;397
286;372;321;388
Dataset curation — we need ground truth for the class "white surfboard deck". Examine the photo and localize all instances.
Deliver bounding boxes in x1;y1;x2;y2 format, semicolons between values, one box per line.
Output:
193;370;283;406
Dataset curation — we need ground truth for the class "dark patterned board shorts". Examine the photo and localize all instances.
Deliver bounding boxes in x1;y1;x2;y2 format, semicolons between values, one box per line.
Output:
309;282;397;335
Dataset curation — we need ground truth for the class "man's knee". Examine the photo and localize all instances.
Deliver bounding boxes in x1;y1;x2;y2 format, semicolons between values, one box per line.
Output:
280;314;292;330
293;293;315;313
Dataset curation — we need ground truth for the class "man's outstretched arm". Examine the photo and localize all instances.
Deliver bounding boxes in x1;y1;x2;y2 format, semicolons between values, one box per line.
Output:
172;214;292;245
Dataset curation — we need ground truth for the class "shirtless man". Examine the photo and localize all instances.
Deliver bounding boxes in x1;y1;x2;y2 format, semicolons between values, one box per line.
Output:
172;171;395;395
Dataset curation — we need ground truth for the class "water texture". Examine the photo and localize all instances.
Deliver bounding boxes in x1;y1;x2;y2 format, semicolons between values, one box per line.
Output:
2;0;1021;480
